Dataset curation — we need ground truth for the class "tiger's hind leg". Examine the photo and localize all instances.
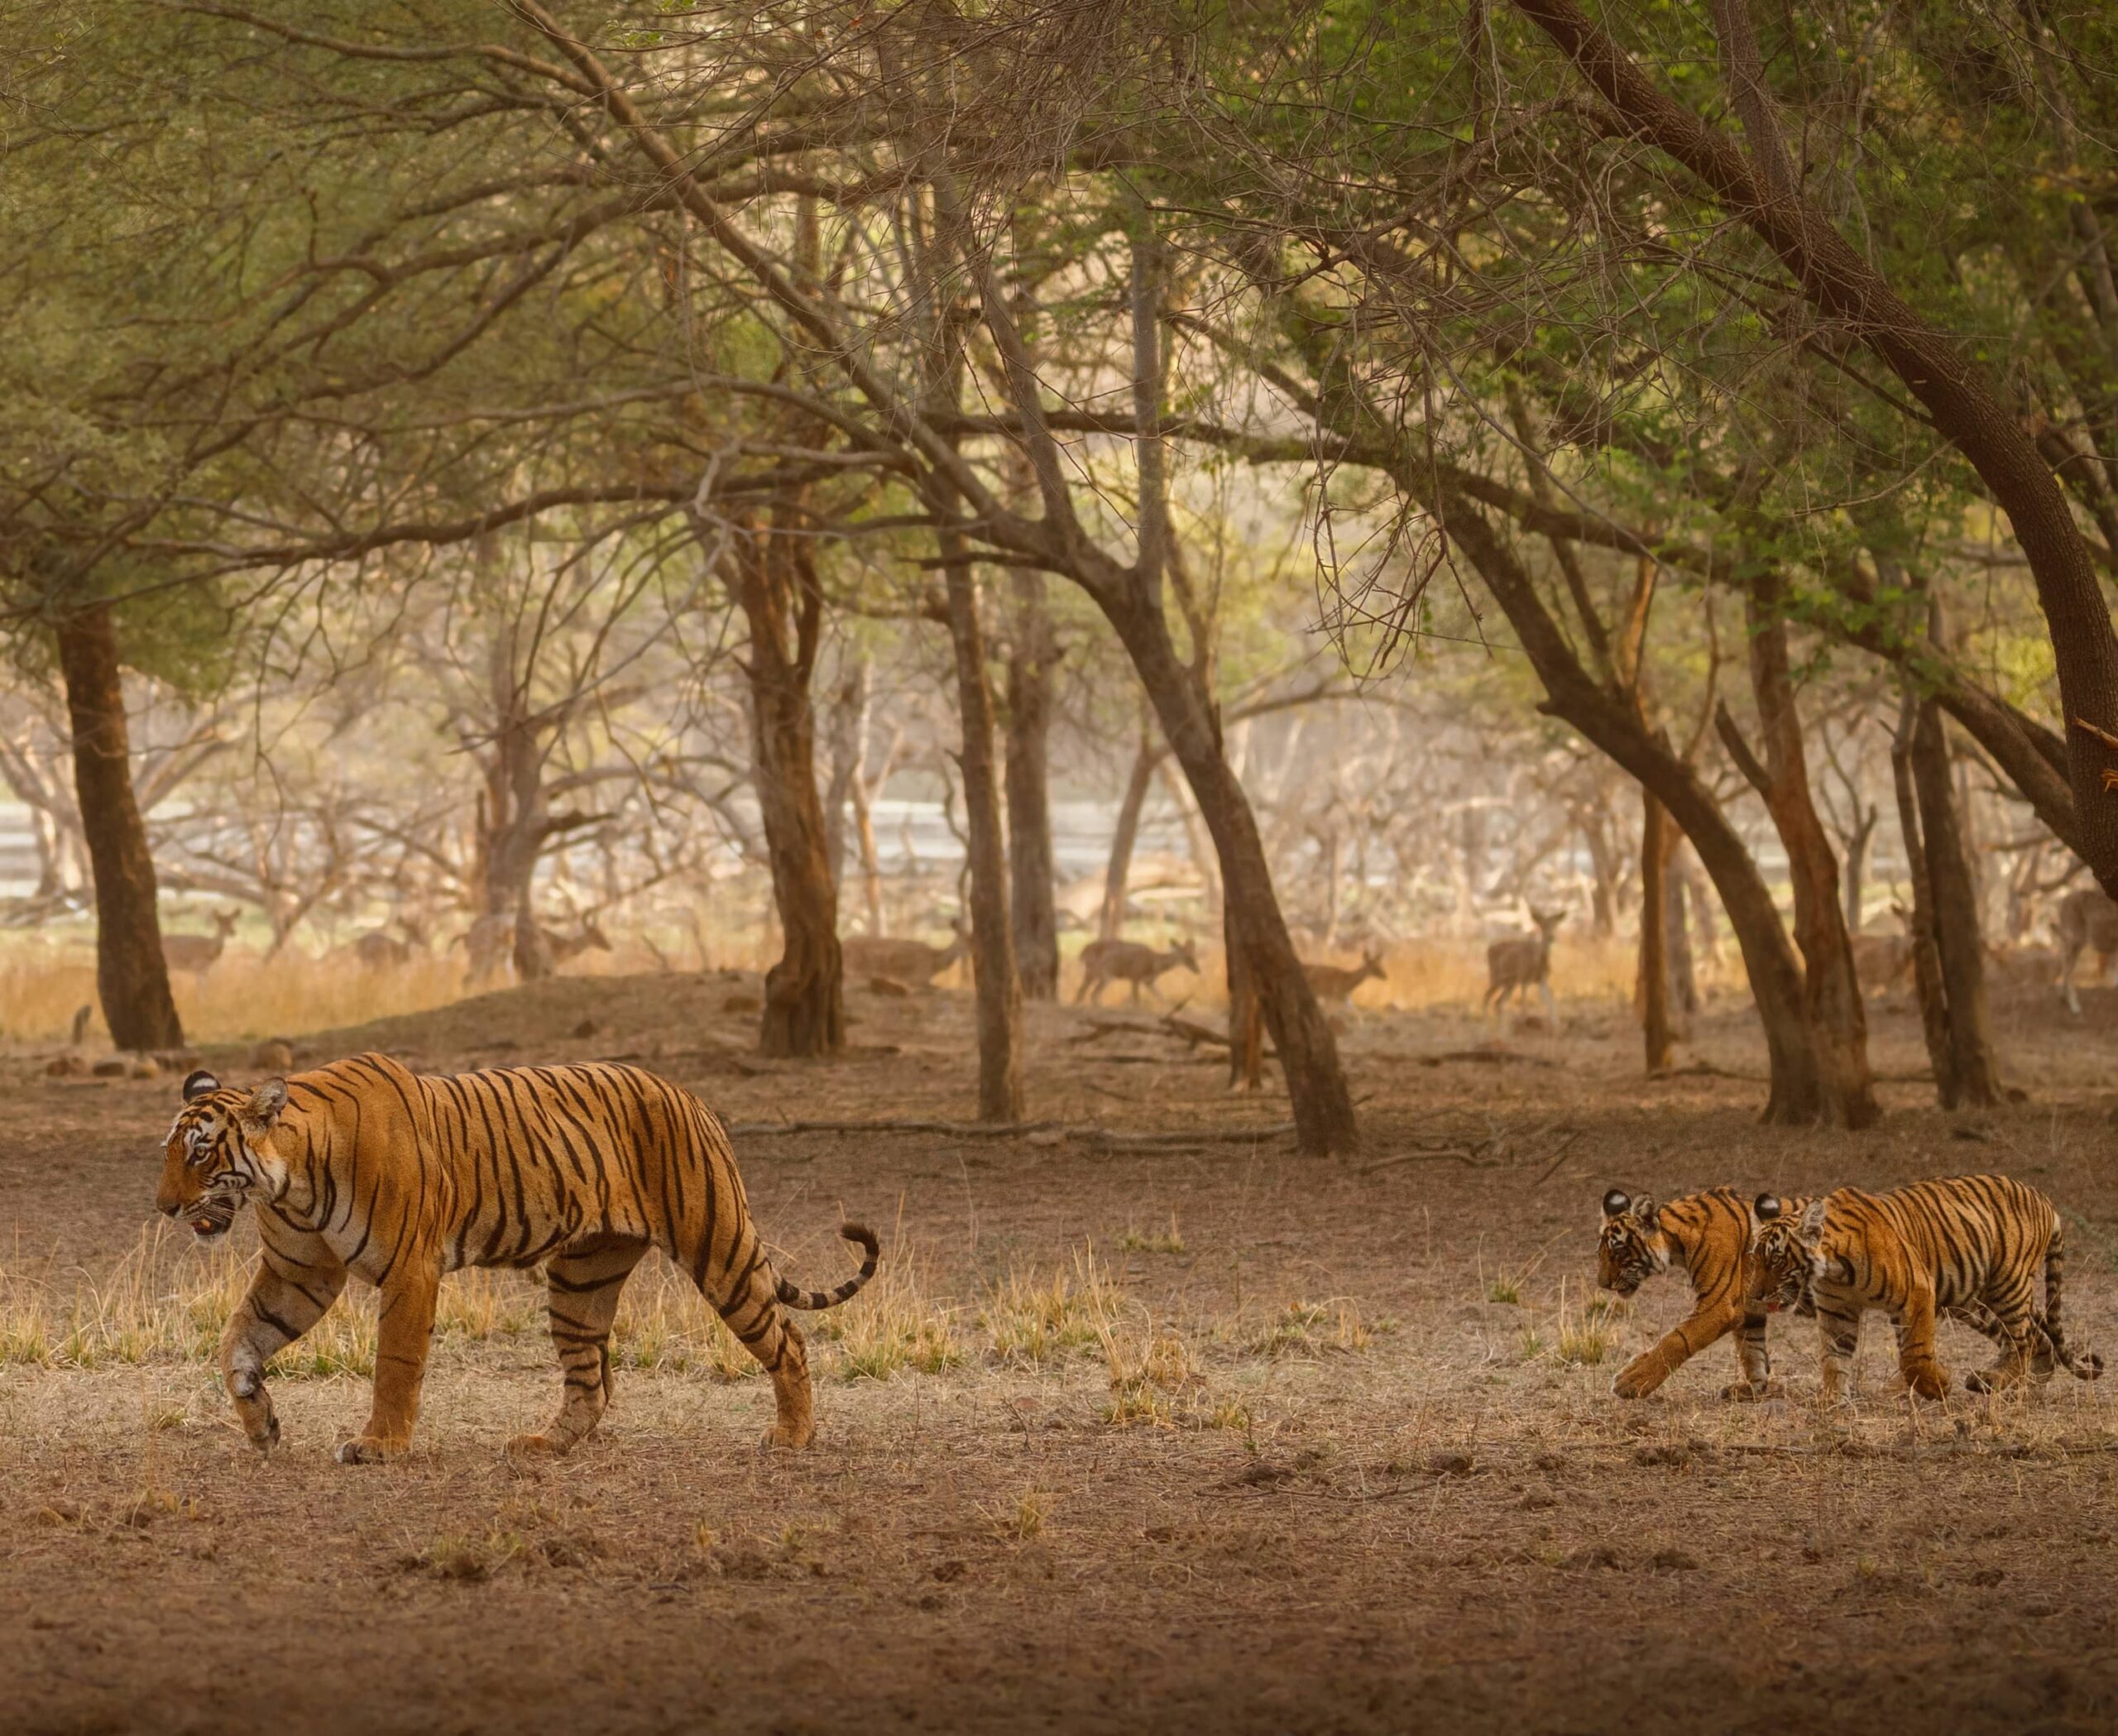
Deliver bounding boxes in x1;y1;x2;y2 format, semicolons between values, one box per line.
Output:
1961;1284;2039;1394
1724;1309;1784;1402
511;1236;649;1457
709;1253;815;1449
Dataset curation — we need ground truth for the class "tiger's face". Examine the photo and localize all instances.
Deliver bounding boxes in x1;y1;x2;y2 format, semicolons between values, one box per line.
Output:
1749;1194;1828;1313
1597;1189;1667;1296
156;1071;290;1241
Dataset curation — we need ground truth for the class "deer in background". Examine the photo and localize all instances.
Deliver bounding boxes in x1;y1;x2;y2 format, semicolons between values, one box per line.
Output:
162;909;240;979
841;919;970;988
1303;948;1387;1005
2055;887;2118;1015
1075;937;1200;1006
1484;909;1565;1020
352;914;430;971
1847;902;1914;995
456;911;611;990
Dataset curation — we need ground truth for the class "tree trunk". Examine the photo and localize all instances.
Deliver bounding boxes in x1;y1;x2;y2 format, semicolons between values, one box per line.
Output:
1738;585;1880;1129
941;535;1025;1122
1225;900;1265;1092
1663;827;1699;1019
1842;807;1878;934
1097;588;1357;1154
1637;792;1674;1070
721;513;844;1059
1004;572;1060;1000
53;602;183;1051
1912;702;2004;1106
1161;761;1223;919
1101;724;1157;942
1891;693;1959;1105
1439;498;1830;1125
823;659;870;894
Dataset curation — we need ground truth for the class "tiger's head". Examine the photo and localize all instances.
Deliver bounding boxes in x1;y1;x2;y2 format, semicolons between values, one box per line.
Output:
156;1070;291;1241
1597;1189;1668;1296
1750;1193;1829;1313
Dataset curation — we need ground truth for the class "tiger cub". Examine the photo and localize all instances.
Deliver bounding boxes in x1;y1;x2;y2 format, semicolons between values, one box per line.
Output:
1597;1187;1808;1400
1751;1176;2103;1402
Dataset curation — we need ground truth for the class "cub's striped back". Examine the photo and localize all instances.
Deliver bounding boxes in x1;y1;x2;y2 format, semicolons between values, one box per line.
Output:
1751;1174;2101;1402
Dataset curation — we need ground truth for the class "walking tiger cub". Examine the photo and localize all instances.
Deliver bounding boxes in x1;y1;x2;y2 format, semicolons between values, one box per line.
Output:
156;1055;878;1462
1597;1187;1810;1400
1751;1175;2102;1402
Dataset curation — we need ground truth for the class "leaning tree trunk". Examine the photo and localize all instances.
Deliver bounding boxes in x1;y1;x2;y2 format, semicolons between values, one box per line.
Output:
1440;498;1830;1124
1636;792;1674;1072
1004;572;1060;1000
1099;589;1357;1154
1912;700;2004;1105
1741;583;1880;1129
53;602;183;1051
722;514;843;1059
1225;901;1266;1092
1101;725;1157;942
940;530;1025;1122
1891;693;1959;1105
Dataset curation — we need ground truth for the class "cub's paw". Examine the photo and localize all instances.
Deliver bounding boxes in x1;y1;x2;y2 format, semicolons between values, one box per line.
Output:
760;1423;815;1451
1900;1365;1950;1402
1609;1360;1662;1400
246;1414;283;1454
506;1431;568;1458
334;1436;403;1465
1723;1379;1785;1403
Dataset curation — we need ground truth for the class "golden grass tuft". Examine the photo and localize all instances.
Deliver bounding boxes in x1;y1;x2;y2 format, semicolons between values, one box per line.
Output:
1114;1214;1186;1255
980;1246;1121;1367
812;1246;959;1382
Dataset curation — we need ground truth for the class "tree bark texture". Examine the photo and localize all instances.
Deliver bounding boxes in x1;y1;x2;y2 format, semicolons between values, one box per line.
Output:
722;511;844;1059
53;602;184;1051
1004;571;1060;1000
1739;584;1879;1129
1891;693;1960;1105
940;534;1026;1121
1637;792;1674;1071
1101;727;1157;942
1911;702;2004;1106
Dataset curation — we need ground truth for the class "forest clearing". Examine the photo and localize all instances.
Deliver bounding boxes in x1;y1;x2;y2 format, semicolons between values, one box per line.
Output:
5;0;2118;1730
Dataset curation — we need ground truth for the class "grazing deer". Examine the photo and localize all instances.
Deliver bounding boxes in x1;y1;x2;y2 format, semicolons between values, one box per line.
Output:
1074;937;1200;1006
1303;948;1387;1005
1484;909;1565;1019
841;922;969;988
2055;887;2118;1015
352;914;430;971
162;909;239;978
455;911;611;990
1847;902;1914;995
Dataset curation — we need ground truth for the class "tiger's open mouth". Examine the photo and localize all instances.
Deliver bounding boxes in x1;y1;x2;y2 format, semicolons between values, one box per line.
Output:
187;1201;237;1240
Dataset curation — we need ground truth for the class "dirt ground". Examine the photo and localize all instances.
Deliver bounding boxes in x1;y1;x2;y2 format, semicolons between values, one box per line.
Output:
2;970;2116;1735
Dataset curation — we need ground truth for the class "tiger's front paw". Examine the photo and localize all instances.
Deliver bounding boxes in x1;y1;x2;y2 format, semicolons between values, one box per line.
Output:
1900;1363;1950;1402
1723;1379;1784;1403
1610;1357;1664;1400
506;1431;568;1458
760;1422;814;1451
334;1434;405;1465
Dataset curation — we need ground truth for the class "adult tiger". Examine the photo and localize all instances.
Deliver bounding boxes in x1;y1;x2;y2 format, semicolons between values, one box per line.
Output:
1596;1187;1809;1400
1751;1176;2102;1402
155;1054;877;1463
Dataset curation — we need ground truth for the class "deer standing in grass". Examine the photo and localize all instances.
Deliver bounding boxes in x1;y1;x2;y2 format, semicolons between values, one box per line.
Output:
2055;887;2118;1015
458;912;611;990
162;909;239;979
1075;937;1200;1006
841;920;969;988
1303;948;1387;1005
352;914;430;971
1484;909;1565;1020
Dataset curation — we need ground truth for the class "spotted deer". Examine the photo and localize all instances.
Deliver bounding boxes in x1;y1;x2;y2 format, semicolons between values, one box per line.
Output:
841;921;969;988
1075;937;1200;1006
1484;909;1565;1019
456;911;611;989
2055;887;2118;1015
1848;902;1914;995
162;909;240;978
1303;948;1387;1004
352;914;430;971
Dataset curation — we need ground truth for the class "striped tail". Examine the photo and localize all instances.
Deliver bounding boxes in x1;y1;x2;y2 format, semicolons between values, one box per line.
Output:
774;1223;880;1310
2043;1218;2103;1380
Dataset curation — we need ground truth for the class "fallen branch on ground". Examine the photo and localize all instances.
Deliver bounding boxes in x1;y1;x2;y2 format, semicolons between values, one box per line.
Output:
726;1117;1297;1147
1418;1048;1560;1069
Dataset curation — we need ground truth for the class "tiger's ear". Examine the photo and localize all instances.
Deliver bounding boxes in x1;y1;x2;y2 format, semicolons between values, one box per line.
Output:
182;1069;221;1102
1798;1197;1828;1237
1601;1188;1631;1220
1630;1193;1657;1225
1754;1193;1782;1223
242;1078;289;1130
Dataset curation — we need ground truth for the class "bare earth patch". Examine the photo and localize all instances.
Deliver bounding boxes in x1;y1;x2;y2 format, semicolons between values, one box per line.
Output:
2;973;2116;1734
